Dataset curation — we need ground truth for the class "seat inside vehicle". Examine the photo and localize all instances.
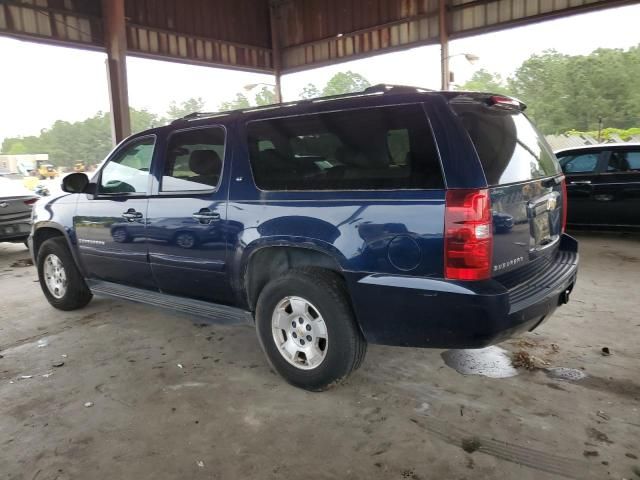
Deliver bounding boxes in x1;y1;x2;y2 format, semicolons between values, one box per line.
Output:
189;149;221;187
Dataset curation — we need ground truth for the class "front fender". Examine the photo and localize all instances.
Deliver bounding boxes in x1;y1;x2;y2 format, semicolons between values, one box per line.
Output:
31;193;84;274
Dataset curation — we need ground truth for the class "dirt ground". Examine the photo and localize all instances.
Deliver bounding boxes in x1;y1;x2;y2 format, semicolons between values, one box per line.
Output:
1;232;639;480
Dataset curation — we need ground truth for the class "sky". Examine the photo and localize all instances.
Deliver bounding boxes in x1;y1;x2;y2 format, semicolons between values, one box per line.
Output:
1;3;640;143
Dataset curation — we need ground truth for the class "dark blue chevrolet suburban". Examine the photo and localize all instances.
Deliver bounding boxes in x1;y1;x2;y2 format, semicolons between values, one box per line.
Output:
30;85;579;391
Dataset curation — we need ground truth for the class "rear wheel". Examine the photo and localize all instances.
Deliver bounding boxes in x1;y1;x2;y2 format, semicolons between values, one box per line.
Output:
255;268;366;391
37;237;92;310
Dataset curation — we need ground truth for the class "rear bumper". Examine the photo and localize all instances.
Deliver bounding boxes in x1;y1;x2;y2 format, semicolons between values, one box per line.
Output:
0;217;31;242
347;234;578;349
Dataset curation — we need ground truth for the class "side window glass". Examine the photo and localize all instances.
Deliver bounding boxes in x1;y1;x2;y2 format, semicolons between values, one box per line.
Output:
561;153;599;174
626;151;640;171
247;104;443;191
387;129;411;166
162;127;225;192
607;151;629;172
99;137;155;194
258;140;275;151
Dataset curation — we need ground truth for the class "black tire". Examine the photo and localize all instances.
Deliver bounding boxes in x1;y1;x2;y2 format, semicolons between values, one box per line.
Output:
255;268;367;391
37;237;92;311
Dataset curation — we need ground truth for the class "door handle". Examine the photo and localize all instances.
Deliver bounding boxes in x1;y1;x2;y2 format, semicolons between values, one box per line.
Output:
569;180;591;185
122;209;143;221
192;209;220;224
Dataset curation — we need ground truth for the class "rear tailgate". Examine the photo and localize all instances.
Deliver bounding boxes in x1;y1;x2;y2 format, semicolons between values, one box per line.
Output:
490;178;563;275
449;95;564;276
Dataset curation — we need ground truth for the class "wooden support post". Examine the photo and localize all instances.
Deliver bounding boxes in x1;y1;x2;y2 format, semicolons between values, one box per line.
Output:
269;1;283;103
102;0;131;144
439;0;450;91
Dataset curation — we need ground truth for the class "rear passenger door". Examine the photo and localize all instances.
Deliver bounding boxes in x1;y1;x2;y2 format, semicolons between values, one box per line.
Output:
592;148;640;227
559;151;603;225
146;126;234;304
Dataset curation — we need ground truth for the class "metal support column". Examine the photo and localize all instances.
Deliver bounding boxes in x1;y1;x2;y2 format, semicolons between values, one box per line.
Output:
439;0;450;91
269;1;283;103
102;0;131;145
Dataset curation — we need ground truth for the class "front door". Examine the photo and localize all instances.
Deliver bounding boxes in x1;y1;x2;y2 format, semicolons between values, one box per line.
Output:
74;135;156;289
146;126;234;304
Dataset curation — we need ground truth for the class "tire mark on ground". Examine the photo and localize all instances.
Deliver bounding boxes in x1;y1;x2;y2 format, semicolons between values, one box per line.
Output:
410;415;599;479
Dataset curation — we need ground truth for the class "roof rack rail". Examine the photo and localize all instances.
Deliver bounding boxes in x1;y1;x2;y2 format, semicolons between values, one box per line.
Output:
363;84;435;94
171;84;434;124
171;111;230;124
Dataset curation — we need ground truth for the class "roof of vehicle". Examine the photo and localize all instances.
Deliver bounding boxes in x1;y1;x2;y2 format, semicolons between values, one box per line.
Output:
555;143;640;155
164;85;523;129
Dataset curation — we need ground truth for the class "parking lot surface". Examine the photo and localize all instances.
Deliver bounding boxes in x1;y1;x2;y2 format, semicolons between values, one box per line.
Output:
1;232;639;480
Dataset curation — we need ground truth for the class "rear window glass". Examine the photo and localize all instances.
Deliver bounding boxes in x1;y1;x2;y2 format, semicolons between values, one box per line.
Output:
246;104;444;191
450;100;560;185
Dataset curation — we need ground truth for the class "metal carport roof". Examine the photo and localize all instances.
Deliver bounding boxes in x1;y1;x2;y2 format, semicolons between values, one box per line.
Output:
1;0;636;141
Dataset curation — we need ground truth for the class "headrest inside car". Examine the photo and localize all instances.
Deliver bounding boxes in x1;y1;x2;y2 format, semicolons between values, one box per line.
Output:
189;150;221;175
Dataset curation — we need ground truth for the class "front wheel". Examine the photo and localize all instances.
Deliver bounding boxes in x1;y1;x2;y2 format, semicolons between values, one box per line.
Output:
37;237;92;311
255;268;366;391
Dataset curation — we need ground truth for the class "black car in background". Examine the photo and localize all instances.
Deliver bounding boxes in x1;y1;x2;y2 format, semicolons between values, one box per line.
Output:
556;144;640;228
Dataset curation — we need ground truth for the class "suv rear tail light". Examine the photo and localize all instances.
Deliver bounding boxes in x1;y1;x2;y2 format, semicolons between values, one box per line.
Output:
24;198;38;206
444;189;493;281
560;177;567;233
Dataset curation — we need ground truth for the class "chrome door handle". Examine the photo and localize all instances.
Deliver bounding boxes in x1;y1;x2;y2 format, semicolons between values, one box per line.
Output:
192;209;220;224
569;180;591;185
122;209;143;221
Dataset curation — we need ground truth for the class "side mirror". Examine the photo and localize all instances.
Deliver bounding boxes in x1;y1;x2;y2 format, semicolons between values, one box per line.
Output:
61;173;91;193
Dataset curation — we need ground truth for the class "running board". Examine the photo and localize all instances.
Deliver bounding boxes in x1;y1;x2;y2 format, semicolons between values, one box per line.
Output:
87;280;253;325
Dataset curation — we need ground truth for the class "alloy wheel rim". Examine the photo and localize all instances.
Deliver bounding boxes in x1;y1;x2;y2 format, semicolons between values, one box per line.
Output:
43;254;67;299
271;296;328;370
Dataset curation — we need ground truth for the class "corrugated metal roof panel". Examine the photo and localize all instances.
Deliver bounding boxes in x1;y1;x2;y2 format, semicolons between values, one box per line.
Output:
0;0;637;73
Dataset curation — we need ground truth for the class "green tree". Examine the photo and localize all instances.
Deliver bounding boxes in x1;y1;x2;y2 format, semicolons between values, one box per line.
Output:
456;69;511;95
218;93;251;111
131;108;162;133
321;71;371;96
300;83;321;99
509;47;640;134
167;97;206;119
254;86;277;106
1;108;161;168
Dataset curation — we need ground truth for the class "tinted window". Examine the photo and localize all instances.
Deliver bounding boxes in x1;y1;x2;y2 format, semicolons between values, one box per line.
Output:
450;100;560;185
99;136;154;194
560;153;599;174
247;104;443;191
162;127;224;192
607;150;640;172
627;151;640;171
